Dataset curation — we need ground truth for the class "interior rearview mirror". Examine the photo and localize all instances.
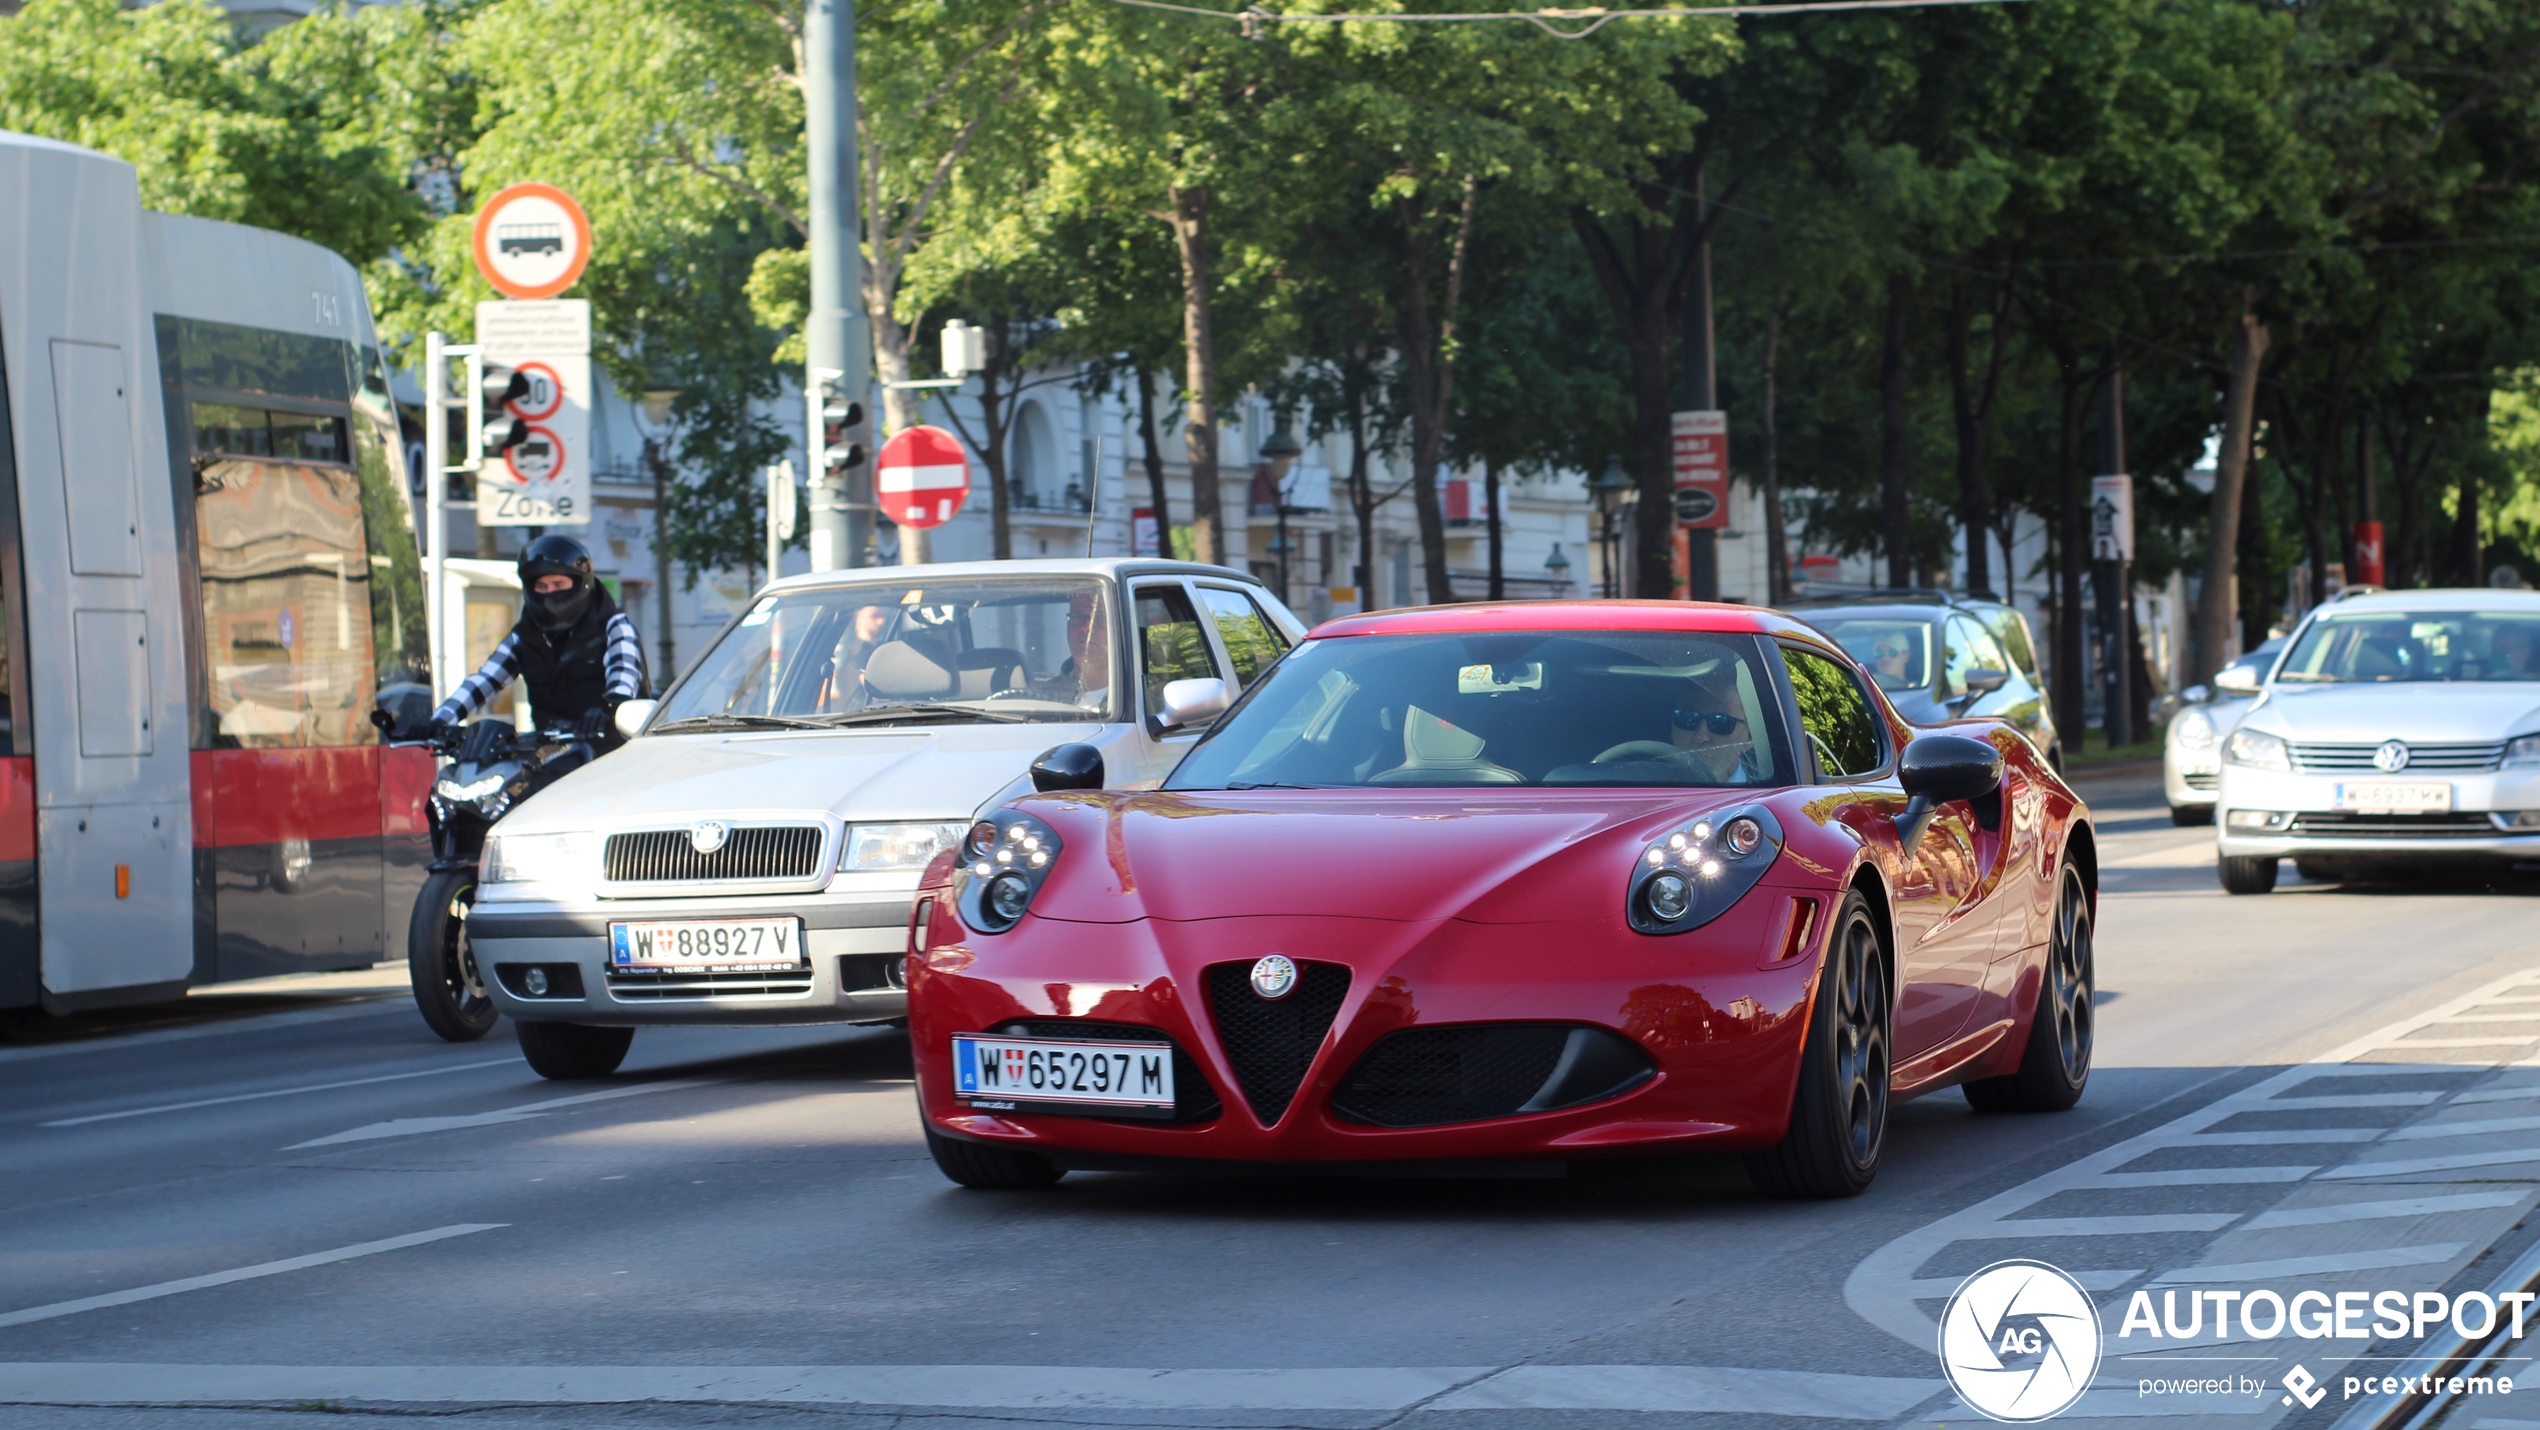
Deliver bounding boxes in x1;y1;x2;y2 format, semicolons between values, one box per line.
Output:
1895;733;2005;855
1157;676;1231;730
1030;743;1106;793
613;699;658;739
2213;666;2261;696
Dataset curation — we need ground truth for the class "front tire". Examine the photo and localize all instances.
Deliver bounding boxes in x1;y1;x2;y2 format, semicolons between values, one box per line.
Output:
407;869;497;1042
925;1123;1065;1189
1747;891;1888;1199
515;1021;634;1079
1965;867;2093;1112
2169;803;2213;827
2219;854;2279;895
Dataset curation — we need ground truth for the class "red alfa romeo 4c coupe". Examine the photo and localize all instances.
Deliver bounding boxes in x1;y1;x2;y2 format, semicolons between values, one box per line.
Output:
906;602;2096;1197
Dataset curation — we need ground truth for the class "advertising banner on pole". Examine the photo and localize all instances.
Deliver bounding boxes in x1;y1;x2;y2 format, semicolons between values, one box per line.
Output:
1671;410;1729;531
475;299;591;526
2090;474;2135;562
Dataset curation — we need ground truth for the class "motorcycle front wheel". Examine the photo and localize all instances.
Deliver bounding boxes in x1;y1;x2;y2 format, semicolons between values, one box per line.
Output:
409;868;498;1042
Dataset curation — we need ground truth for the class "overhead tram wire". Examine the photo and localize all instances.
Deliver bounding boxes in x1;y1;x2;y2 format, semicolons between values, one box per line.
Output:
1098;0;2029;41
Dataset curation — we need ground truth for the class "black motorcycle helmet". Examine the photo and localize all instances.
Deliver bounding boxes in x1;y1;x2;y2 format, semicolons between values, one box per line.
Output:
519;534;597;633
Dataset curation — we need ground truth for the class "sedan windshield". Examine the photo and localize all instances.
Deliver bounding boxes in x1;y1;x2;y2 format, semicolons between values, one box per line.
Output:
1814;617;1935;694
659;578;1114;726
1168;631;1793;789
2278;611;2540;683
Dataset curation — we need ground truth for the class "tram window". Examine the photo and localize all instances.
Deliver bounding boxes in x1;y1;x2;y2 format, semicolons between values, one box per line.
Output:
193;403;345;466
194;460;377;748
353;346;429;699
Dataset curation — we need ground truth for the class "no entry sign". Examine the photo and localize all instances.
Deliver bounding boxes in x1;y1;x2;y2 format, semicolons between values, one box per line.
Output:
876;426;971;529
472;183;592;300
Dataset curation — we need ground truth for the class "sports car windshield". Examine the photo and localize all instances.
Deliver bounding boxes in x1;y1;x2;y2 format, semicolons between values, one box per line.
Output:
2277;611;2540;683
658;578;1115;727
1169;631;1794;789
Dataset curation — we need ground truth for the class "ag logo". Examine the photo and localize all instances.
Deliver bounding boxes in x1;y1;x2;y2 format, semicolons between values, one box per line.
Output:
1938;1259;2101;1422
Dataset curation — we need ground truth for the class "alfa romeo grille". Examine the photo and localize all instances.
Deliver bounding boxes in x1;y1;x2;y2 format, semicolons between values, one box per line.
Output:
603;825;823;883
1202;962;1350;1127
1331;1024;1655;1128
999;1020;1221;1123
2291;742;2503;774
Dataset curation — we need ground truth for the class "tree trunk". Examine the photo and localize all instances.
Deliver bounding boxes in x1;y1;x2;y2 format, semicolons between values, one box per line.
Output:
2055;366;2088;741
1398;179;1479;607
2451;448;2484;585
1569;189;1698;602
1880;273;1914;588
1946;280;1993;595
1135;363;1173;558
1760;297;1789;606
1349;382;1377;608
2191;300;2269;685
865;252;928;565
2238;447;2268;654
1484;459;1504;600
1164;186;1222;567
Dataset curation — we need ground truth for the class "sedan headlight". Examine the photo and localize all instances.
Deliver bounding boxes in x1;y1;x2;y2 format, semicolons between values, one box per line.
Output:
2223;727;2291;771
482;831;588;885
840;822;965;873
952;811;1062;934
2505;734;2540;769
1628;805;1783;935
2172;709;2216;751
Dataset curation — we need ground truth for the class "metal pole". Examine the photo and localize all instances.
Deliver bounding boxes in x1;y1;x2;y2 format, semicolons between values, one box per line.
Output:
804;0;873;570
2096;353;2131;749
424;331;447;701
768;464;784;580
1681;163;1719;602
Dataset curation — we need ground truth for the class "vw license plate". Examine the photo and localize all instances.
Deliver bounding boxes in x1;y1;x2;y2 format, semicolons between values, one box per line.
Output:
951;1034;1176;1118
2335;782;2452;813
608;917;803;972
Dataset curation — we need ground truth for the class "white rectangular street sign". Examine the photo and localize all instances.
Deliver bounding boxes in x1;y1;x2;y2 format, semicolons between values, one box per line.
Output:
474;299;591;526
2090;474;2134;562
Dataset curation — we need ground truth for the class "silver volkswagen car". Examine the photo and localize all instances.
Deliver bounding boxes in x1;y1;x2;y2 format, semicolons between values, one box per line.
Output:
463;559;1305;1077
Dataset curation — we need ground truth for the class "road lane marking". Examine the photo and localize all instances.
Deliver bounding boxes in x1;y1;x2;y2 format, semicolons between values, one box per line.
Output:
0;1362;1941;1415
1908;1269;2143;1298
2453;1085;2540;1104
2260;1093;2440;1109
2097;1168;2317;1187
42;1060;517;1127
286;1080;718;1148
0;1225;503;1329
2387;1112;2540;1140
2317;1146;2540;1178
1983;1214;2240;1236
2146;1244;2465;1284
2184;1129;2380;1145
2242;1191;2527;1228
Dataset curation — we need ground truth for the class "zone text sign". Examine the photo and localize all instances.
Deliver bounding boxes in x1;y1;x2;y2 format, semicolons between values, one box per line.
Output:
1672;410;1729;530
475;300;591;527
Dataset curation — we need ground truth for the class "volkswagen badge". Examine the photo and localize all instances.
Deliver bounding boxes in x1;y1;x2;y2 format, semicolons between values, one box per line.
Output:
1249;954;1299;1000
2374;740;2410;773
688;820;730;855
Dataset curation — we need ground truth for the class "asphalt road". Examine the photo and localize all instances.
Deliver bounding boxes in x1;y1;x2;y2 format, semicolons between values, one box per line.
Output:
5;768;2540;1430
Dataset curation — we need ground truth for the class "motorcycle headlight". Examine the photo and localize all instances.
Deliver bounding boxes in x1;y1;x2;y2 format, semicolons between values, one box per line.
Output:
2172;709;2216;751
2223;727;2291;771
840;822;965;873
482;831;589;885
952;811;1062;935
1628;805;1783;935
2505;734;2540;769
436;772;505;803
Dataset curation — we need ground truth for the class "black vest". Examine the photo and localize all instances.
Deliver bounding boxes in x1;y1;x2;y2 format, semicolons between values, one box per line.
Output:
510;594;631;729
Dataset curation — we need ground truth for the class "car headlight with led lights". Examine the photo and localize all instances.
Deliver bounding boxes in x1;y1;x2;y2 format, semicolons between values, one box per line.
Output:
482;831;588;885
2505;734;2540;769
953;811;1062;934
1628;805;1784;935
2222;727;2291;771
2172;708;2216;751
840;822;964;873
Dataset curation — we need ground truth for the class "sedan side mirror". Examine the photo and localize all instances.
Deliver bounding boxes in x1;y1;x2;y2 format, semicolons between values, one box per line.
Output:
1963;667;2010;698
1895;733;2004;855
1156;676;1231;730
2182;684;2211;705
2213;666;2261;696
1029;743;1105;792
613;699;658;740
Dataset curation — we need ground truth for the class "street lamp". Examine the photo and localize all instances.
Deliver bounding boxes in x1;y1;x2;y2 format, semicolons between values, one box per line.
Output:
1543;542;1572;595
1592;458;1629;599
1260;421;1305;603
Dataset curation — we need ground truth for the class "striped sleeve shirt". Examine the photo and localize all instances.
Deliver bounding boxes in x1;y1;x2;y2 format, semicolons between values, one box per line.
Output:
432;611;645;725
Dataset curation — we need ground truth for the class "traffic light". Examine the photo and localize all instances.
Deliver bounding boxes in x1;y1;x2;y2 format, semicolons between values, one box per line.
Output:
480;363;531;462
814;369;864;483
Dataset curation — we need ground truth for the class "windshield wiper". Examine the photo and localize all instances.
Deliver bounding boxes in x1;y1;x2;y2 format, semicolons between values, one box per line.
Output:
1224;781;1326;790
815;703;1032;726
649;713;833;733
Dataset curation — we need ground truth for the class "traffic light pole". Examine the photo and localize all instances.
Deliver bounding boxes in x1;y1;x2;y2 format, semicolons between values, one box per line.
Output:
804;0;873;571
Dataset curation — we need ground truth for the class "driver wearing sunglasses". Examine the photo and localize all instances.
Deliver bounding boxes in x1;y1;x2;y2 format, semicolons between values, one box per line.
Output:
1668;686;1761;784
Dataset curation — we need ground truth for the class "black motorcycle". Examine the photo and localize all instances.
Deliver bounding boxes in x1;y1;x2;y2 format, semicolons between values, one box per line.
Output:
374;713;601;1042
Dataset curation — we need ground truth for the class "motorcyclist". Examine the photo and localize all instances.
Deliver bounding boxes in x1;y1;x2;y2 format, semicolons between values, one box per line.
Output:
430;534;647;746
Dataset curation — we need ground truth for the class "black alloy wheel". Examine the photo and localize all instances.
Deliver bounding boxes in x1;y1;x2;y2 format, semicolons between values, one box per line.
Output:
1747;890;1888;1199
1965;866;2094;1112
515;1021;634;1080
407;869;498;1042
924;1121;1065;1190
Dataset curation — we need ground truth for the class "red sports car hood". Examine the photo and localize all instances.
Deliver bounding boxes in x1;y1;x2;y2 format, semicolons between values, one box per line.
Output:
1014;788;1776;925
